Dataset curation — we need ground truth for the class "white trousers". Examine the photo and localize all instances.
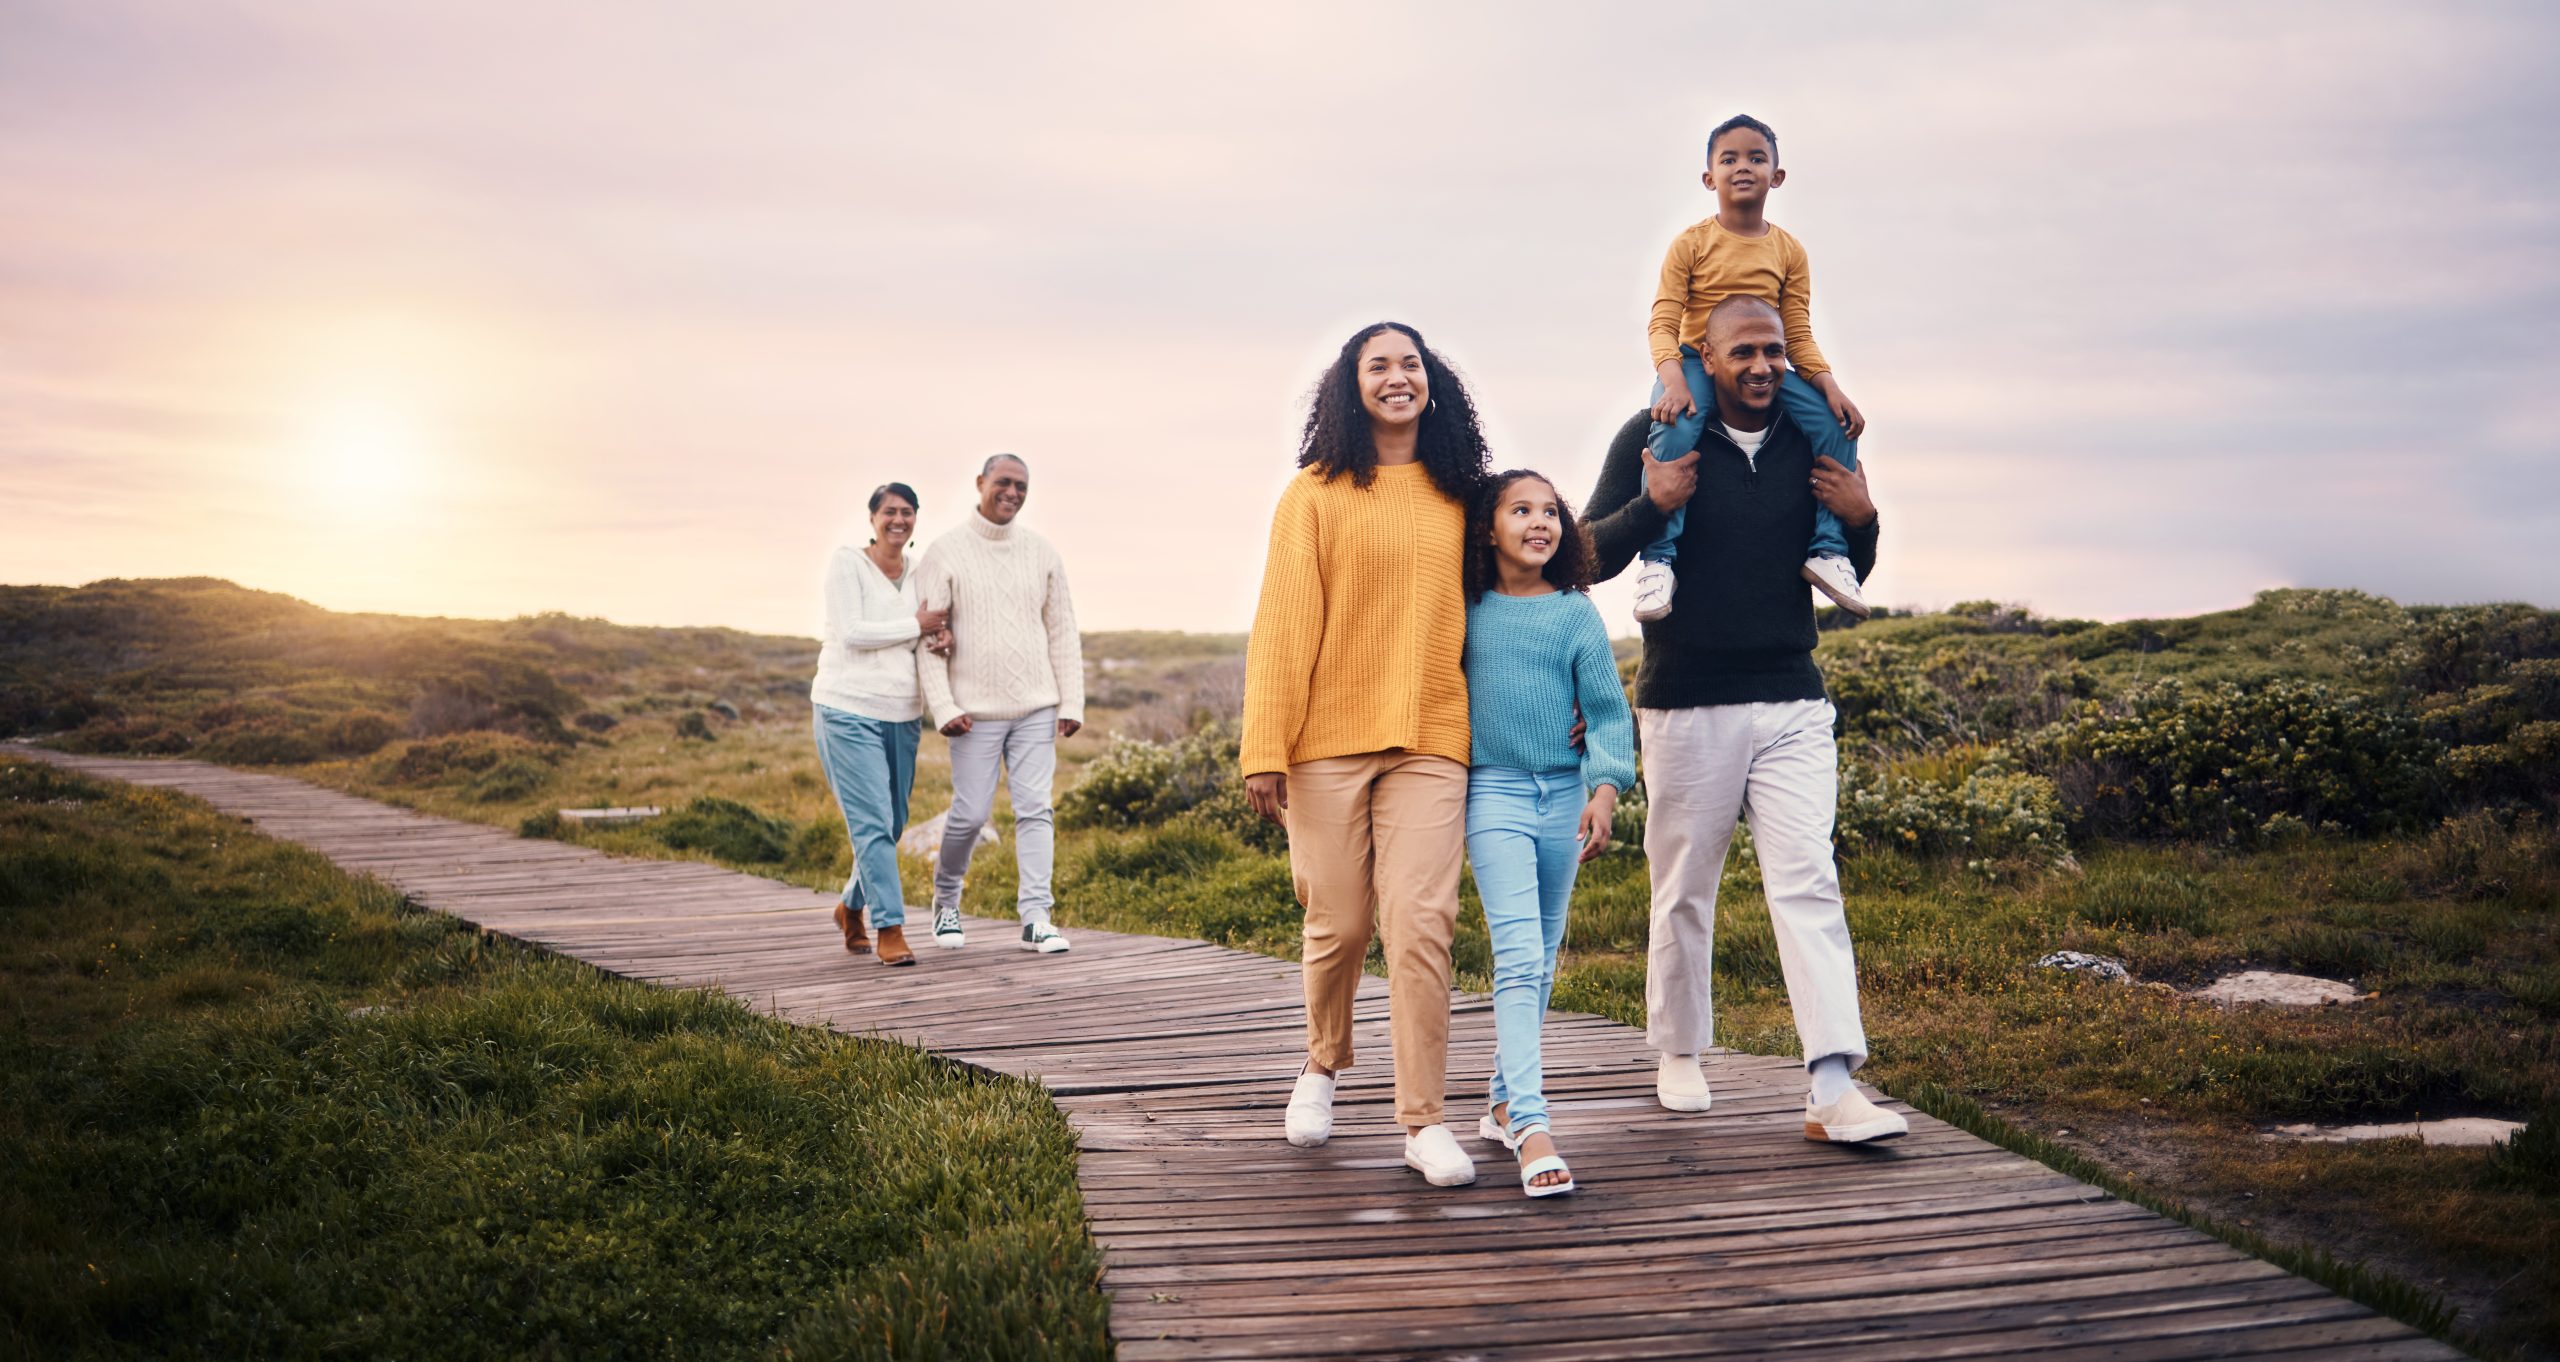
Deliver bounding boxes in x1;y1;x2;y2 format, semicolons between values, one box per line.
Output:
1640;699;1870;1070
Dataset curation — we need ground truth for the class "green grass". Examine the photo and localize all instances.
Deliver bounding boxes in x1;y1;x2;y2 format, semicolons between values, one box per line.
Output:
0;757;1110;1361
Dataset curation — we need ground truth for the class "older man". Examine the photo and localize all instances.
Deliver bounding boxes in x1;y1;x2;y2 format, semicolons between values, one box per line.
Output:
916;453;1084;955
1583;295;1908;1143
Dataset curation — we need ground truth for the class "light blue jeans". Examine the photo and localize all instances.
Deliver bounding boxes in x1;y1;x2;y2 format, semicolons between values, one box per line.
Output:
1465;766;1590;1138
812;703;920;928
1644;346;1859;562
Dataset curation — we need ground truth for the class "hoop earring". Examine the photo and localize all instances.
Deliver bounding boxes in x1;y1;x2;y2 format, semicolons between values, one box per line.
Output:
1428;398;1438;414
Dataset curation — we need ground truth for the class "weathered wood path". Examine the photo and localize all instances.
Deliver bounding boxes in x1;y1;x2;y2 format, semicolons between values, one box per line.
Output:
21;748;2463;1361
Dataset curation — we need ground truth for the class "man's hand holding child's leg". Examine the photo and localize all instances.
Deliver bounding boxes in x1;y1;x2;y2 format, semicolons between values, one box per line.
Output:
1651;358;1699;425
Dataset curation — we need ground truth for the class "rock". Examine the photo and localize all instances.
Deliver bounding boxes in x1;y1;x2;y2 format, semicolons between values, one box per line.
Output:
710;699;741;721
558;806;663;826
898;808;999;858
2036;950;2130;983
2260;1117;2525;1147
2193;970;2364;1008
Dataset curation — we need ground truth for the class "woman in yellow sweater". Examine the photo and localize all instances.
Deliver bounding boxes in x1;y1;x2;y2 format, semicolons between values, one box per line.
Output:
1242;321;1490;1187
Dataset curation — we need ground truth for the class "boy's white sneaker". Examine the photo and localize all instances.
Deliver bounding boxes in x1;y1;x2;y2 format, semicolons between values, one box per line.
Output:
931;905;966;949
1802;554;1870;618
1021;921;1071;953
1632;560;1677;623
1656;1053;1714;1112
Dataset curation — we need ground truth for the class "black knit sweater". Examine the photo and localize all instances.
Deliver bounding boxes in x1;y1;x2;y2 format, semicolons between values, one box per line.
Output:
1585;409;1879;709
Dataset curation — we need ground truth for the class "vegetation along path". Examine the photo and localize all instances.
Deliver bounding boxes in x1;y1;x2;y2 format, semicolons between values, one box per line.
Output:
22;746;2466;1362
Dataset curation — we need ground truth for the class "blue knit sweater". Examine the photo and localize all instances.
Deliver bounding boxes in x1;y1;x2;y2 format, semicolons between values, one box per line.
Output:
1462;588;1637;794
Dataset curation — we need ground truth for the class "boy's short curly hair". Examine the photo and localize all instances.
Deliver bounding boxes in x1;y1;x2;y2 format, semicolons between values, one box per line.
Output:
1465;470;1596;604
1707;113;1778;164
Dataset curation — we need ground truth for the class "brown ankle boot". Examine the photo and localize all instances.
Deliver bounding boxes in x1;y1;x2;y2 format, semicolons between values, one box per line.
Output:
875;925;916;967
833;901;871;954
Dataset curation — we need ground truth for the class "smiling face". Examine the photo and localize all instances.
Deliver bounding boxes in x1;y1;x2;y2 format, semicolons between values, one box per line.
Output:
1704;125;1784;209
1488;474;1562;576
1356;329;1428;430
869;491;916;548
977;456;1029;525
1703;306;1787;423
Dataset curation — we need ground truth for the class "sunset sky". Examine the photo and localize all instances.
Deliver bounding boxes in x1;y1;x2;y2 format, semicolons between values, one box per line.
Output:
5;2;2555;636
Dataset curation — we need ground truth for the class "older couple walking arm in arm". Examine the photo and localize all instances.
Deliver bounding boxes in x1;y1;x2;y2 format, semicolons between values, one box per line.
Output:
811;454;1084;968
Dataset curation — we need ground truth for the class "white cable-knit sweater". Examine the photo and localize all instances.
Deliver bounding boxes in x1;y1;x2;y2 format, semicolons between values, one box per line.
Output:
915;511;1084;727
809;544;924;722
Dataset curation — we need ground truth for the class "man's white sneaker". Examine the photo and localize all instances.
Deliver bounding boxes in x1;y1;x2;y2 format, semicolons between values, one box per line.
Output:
931;905;965;949
1401;1124;1478;1186
1805;1086;1910;1143
1284;1068;1335;1148
1802;554;1871;618
1632;559;1677;623
1021;921;1071;954
1656;1053;1714;1112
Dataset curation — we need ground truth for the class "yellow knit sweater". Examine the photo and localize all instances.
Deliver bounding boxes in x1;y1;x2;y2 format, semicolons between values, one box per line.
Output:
1240;462;1471;776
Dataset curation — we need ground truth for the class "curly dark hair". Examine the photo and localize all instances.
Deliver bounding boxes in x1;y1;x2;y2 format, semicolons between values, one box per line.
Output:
1296;321;1490;502
1464;469;1596;604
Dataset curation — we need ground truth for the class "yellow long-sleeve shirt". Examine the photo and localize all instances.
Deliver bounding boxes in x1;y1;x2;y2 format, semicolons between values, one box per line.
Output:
1240;462;1470;777
1647;216;1832;378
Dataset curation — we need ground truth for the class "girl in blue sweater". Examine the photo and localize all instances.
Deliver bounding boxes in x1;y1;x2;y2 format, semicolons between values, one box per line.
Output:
1462;469;1638;1196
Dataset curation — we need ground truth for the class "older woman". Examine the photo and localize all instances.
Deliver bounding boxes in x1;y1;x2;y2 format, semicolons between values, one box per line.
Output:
811;482;948;967
1242;322;1489;1186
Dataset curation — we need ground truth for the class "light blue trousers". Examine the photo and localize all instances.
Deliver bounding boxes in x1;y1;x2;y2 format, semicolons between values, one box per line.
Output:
811;703;920;928
1465;766;1589;1138
1645;347;1860;562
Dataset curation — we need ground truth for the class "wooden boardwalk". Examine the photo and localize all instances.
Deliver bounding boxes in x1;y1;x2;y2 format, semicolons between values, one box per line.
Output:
19;747;2464;1361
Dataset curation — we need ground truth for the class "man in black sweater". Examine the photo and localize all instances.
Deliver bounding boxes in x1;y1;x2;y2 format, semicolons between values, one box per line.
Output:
1584;295;1908;1143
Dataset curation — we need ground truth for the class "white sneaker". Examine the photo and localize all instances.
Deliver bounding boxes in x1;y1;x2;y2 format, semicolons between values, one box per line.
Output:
1284;1068;1335;1147
1656;1053;1713;1112
1632;559;1676;623
931;905;965;949
1805;1086;1910;1143
1802;554;1870;618
1401;1124;1478;1186
1021;921;1071;954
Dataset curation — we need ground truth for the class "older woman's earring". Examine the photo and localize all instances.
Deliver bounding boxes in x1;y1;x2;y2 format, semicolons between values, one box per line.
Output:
1428;398;1438;414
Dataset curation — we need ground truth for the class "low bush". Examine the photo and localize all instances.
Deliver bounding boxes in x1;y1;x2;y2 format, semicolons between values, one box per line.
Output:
675;711;717;742
652;795;793;864
319;710;401;757
460;756;552;804
1059;726;1238;830
192;723;327;765
2026;678;2441;843
1835;752;2070;867
380;732;561;786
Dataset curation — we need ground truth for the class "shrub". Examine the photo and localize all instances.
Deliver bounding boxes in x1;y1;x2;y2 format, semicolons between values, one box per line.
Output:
1835;753;2070;867
193;723;327;765
573;710;620;733
461;756;552;804
1059;727;1239;830
674;711;716;742
2486;1103;2560;1195
382;733;561;785
55;715;196;755
320;710;401;757
2026;679;2440;843
651;796;792;863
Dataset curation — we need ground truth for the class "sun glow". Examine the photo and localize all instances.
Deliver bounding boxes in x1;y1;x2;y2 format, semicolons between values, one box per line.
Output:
300;396;432;514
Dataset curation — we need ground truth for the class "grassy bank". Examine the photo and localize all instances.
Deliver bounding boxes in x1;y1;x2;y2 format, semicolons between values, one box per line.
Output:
0;756;1111;1361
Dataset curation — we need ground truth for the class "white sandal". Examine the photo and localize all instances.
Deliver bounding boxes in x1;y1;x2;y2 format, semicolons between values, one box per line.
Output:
1476;1112;1518;1151
1402;1125;1478;1186
1519;1153;1576;1198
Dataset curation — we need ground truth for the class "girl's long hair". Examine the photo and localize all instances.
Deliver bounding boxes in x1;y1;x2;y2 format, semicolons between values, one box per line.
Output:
1464;470;1596;604
1296;321;1490;503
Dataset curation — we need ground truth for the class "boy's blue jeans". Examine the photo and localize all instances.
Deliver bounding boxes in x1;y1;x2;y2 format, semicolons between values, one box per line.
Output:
1644;346;1860;562
812;702;920;928
1465;766;1590;1138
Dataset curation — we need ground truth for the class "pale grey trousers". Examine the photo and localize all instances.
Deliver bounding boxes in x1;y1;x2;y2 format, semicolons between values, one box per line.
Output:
1640;699;1871;1071
934;707;1057;924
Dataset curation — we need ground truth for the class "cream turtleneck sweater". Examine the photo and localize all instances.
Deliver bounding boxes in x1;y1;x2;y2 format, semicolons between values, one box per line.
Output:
914;510;1084;727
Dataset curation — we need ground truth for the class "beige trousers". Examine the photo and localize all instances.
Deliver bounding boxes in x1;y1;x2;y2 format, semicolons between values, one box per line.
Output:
1287;749;1468;1128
